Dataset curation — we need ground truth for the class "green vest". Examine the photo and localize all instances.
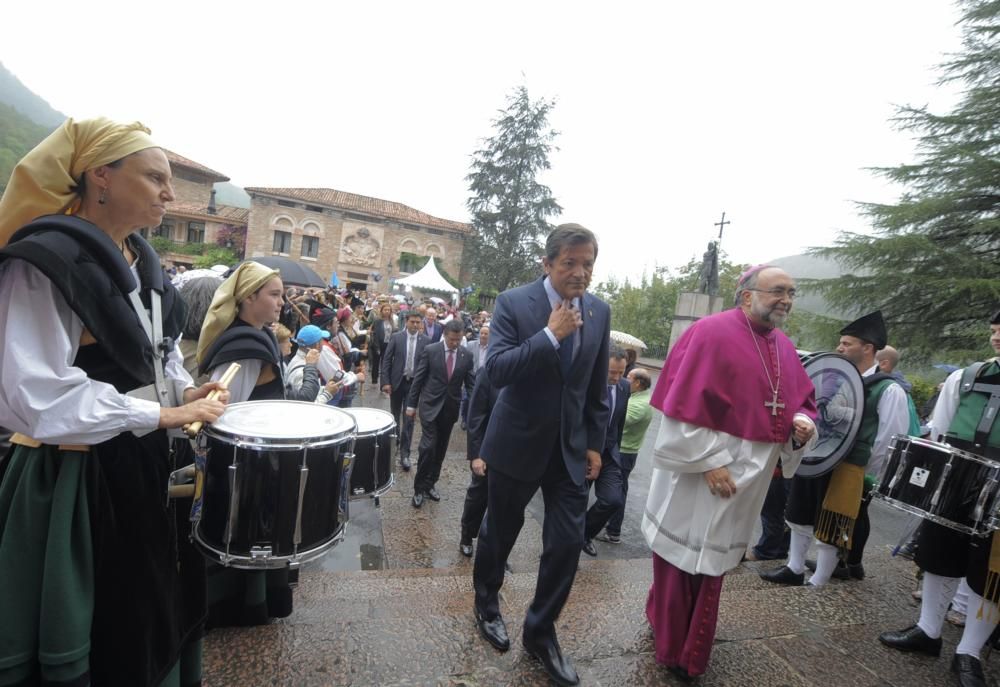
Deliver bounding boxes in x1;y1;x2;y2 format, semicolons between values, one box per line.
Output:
946;361;1000;449
843;376;895;468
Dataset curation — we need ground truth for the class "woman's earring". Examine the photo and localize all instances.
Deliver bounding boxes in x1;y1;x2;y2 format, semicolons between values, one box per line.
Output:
98;188;107;205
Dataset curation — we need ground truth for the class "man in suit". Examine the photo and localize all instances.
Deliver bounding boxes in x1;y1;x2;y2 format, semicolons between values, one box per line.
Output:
380;311;428;470
406;319;477;507
581;346;631;556
423;306;443;343
460;368;500;556
472;224;611;687
461;325;490;430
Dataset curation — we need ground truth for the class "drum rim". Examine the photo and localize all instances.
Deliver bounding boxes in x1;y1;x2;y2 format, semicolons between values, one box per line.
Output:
205;400;357;446
898;434;1000;467
191;522;348;569
342;407;396;436
796;352;865;478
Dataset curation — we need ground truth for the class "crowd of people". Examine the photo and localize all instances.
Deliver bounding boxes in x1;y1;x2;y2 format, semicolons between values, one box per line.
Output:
1;116;999;687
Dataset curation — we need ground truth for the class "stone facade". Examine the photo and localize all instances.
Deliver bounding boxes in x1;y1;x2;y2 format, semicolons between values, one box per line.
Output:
244;188;469;290
153;152;471;287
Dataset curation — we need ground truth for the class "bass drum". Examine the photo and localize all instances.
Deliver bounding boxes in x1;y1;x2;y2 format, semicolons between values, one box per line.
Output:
795;351;865;478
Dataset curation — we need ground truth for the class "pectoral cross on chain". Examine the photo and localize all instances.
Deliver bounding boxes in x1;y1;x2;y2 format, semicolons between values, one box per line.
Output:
764;391;785;416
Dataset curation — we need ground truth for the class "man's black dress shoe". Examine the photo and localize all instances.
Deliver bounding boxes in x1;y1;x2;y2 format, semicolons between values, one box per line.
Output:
952;653;987;687
523;635;579;686
412;492;424;508
878;624;942;656
474;609;510;652
759;565;804;586
460;541;473;557
400;454;411;471
427;486;442;502
581;540;597;557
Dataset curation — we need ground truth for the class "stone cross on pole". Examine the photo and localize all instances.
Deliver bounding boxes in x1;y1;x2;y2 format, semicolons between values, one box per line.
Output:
714;211;730;255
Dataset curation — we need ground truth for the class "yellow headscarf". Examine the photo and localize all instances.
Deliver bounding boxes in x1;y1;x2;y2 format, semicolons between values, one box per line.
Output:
0;117;158;247
197;261;281;364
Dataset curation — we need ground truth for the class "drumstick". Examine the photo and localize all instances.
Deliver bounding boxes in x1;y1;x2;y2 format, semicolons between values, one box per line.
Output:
183;362;240;438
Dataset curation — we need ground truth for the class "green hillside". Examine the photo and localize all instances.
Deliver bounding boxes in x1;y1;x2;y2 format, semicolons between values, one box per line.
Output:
0;62;66;128
0;101;52;197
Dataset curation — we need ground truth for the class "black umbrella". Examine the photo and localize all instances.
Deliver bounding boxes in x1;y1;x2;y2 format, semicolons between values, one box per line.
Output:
251;256;327;288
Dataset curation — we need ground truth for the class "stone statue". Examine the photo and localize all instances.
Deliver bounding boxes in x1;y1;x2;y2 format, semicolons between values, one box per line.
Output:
697;241;719;296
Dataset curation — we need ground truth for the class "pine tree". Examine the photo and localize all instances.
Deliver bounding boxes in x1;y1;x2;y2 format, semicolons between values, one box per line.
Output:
465;86;561;292
810;0;1000;358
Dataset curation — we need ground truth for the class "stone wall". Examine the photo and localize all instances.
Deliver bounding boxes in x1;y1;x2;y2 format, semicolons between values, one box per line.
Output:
245;195;466;289
170;175;212;207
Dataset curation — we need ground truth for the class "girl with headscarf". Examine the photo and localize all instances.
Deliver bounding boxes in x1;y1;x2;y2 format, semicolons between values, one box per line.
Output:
195;261;305;625
0;118;229;687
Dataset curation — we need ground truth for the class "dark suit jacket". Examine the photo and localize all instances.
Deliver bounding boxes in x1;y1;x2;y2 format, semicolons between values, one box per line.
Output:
424;319;443;343
370;319;394;353
603;378;631;465
379;330;429;389
480;277;611;486
466;369;500;461
406;340;477;423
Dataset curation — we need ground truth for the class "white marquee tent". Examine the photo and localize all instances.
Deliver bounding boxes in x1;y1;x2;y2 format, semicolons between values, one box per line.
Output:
394;256;458;295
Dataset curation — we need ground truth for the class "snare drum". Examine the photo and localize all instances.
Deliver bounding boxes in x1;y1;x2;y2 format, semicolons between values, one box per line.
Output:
342;407;396;499
193;401;357;568
875;435;1000;537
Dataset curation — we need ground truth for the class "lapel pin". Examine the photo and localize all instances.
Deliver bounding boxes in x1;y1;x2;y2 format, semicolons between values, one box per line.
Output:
588;309;593;317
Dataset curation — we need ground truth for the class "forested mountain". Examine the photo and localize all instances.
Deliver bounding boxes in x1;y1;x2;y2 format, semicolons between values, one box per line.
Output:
0;62;65;127
0;101;52;196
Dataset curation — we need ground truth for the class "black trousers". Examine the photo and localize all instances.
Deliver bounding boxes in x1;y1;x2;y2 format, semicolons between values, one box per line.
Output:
460;469;488;543
916;520;995;601
389;378;415;458
606;451;637;537
369;345;383;385
473;443;588;640
584;452;624;541
414;401;459;494
846;492;872;565
752;474;791;559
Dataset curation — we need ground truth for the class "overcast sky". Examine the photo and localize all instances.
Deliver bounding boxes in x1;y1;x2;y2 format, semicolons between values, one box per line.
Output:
1;1;965;284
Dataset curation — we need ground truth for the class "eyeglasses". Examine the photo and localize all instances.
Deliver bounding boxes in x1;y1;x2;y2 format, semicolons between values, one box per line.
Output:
748;288;797;299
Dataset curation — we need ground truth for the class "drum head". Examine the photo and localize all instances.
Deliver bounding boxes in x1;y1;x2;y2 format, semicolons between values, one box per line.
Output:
795;352;865;478
206;400;356;446
343;407;395;435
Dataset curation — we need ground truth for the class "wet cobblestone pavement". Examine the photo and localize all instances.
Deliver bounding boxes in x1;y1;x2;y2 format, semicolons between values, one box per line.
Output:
203;382;1000;686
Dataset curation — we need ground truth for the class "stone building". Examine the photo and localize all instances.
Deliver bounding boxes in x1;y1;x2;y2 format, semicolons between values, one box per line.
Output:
243;187;470;291
156;150;249;267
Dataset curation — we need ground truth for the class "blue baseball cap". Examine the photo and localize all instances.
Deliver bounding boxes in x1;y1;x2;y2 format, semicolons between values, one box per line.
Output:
295;325;331;346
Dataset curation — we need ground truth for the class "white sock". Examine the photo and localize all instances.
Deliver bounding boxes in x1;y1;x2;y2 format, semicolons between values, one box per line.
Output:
956;588;999;659
917;573;960;639
787;527;811;575
808;542;839;586
952;578;971;616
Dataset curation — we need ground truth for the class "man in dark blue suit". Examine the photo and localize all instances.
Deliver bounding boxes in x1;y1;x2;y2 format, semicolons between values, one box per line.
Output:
581;346;631;556
472;224;610;687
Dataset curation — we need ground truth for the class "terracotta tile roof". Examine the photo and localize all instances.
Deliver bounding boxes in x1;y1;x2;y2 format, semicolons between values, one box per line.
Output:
164;149;229;182
244;187;472;234
165;201;248;224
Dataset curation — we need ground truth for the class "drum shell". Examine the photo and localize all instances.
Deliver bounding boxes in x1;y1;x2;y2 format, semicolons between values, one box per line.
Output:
195;434;351;568
343;408;396;499
876;435;1000;537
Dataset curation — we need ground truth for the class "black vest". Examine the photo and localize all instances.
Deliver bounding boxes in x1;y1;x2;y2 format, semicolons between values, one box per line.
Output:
0;214;186;393
199;319;285;400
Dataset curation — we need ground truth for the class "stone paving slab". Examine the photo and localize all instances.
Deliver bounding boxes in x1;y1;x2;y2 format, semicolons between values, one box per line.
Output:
202;388;1000;686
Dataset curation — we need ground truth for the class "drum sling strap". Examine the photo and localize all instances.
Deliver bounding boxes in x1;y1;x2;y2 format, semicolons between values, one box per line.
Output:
959;363;1000;612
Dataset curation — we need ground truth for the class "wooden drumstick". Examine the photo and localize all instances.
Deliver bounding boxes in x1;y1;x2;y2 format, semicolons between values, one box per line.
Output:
183;362;240;438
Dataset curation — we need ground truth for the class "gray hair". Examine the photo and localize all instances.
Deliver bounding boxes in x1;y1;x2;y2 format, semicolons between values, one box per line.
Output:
545;223;599;262
180;276;224;340
609;345;628;361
